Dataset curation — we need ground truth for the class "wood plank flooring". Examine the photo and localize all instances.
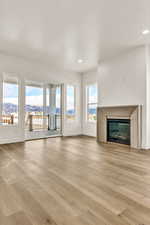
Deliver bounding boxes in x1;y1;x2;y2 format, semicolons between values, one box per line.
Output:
0;136;150;224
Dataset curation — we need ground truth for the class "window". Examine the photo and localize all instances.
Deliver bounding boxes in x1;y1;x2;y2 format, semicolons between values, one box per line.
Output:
55;86;61;129
46;87;50;114
25;85;43;130
25;85;43;116
66;85;76;120
56;86;61;115
2;78;19;125
46;84;62;130
87;84;97;121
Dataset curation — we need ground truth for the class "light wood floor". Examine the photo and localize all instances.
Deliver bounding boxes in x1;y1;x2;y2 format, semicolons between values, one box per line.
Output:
0;136;150;225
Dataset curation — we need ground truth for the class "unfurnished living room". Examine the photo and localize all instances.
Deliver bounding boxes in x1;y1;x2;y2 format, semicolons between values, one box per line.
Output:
0;0;150;224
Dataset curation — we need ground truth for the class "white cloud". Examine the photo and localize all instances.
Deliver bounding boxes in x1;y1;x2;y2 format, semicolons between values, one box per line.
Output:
4;97;18;105
26;96;43;106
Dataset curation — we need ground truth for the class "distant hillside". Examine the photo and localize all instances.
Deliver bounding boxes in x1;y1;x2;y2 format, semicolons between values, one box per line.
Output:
3;103;18;114
25;104;43;112
3;103;61;114
3;103;96;114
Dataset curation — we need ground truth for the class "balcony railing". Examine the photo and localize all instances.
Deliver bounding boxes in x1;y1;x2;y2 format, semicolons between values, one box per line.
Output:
25;114;61;131
1;115;14;125
1;114;61;131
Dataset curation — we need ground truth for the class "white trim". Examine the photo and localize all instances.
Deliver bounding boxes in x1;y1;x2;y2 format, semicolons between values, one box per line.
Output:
25;80;44;87
0;137;24;144
1;76;19;127
25;133;62;141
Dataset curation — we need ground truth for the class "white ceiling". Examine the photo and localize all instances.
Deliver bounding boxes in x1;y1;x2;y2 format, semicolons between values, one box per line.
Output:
0;0;150;72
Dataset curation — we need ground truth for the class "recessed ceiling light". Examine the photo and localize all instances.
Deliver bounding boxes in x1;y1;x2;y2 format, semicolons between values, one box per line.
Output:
142;29;150;35
78;59;83;63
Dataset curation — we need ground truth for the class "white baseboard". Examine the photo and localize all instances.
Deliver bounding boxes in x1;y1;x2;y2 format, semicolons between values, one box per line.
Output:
82;132;96;137
63;132;82;136
0;137;24;144
2;135;149;151
25;134;62;141
141;146;150;150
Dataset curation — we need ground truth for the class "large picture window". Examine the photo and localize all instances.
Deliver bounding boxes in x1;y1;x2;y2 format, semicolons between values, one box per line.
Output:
2;78;19;125
66;85;76;120
25;85;43;130
86;84;97;121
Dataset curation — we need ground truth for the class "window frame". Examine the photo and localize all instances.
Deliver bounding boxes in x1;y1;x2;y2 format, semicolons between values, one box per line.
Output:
86;83;97;123
25;82;44;131
1;75;19;127
66;84;76;121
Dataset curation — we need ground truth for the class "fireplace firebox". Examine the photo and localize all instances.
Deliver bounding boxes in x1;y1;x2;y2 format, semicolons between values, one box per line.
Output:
107;119;130;145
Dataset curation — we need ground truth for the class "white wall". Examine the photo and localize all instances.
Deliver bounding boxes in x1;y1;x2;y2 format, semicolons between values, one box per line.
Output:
82;46;148;148
99;46;147;148
0;53;82;144
145;46;150;148
1;46;149;148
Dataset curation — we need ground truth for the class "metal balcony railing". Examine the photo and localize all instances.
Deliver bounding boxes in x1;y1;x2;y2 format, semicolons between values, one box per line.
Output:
25;114;61;131
1;115;14;125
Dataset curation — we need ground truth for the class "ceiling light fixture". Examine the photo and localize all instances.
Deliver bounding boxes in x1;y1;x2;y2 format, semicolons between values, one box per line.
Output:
78;59;83;63
142;29;150;35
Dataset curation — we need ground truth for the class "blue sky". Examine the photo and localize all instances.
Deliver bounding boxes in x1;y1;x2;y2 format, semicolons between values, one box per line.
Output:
26;86;43;96
88;85;97;103
67;86;74;97
26;86;61;96
4;84;44;99
89;85;97;97
67;86;74;110
3;83;18;98
4;84;96;98
25;86;61;107
4;83;97;109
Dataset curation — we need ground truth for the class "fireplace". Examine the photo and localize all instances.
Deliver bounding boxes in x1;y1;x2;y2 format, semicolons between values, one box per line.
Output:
107;119;130;145
97;105;142;148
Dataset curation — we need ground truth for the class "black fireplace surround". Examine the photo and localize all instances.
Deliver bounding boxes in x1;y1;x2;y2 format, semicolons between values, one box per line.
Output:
107;119;130;145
